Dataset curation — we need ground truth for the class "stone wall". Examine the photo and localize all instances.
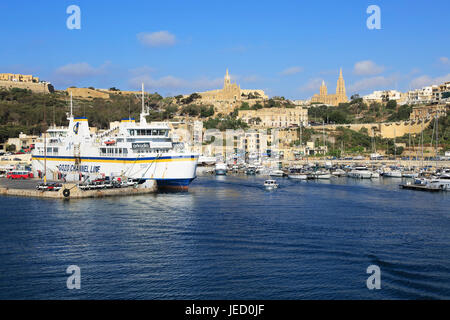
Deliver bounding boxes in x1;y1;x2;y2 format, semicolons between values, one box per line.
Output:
321;119;432;138
0;80;54;93
66;87;110;99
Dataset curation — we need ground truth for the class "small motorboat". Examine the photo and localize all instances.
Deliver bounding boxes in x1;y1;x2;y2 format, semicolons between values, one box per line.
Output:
264;179;279;189
246;165;256;175
332;168;347;177
347;166;372;179
288;168;307;180
269;169;285;177
215;163;227;176
288;173;308;180
313;170;332;179
384;170;402;178
402;171;418;178
370;171;380;178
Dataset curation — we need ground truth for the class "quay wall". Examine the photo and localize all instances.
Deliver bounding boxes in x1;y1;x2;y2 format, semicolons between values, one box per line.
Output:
0;182;157;199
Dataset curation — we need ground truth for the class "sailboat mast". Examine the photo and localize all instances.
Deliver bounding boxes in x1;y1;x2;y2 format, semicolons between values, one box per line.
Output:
394;127;396;159
408;124;411;169
435;115;439;168
421;118;424;168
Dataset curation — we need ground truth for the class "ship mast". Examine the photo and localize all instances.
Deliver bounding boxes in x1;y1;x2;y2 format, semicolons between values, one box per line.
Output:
142;83;145;114
70;92;73;118
139;83;149;125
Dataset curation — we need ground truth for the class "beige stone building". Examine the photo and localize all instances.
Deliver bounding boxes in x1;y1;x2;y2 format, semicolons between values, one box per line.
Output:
5;133;39;151
0;73;40;82
311;69;348;106
238;106;308;128
0;73;53;93
410;104;448;121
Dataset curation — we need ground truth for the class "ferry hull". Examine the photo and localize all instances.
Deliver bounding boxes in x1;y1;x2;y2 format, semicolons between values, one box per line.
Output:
31;154;198;189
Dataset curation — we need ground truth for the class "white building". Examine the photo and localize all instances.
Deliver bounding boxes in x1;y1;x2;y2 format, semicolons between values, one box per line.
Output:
363;90;405;104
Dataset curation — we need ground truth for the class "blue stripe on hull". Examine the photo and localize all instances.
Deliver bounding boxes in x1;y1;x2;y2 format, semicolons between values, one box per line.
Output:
154;178;196;187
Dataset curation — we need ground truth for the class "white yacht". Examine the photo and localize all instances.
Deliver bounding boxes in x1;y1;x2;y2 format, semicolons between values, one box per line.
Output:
269;169;285;177
31;86;199;189
288;167;308;180
331;168;347;177
347;166;373;179
383;169;402;178
312;170;332;179
425;174;450;191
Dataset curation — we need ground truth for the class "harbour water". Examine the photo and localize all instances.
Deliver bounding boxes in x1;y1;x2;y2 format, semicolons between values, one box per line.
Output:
0;175;449;299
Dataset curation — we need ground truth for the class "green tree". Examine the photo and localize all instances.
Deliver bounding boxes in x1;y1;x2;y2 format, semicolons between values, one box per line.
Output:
6;144;16;152
386;100;397;110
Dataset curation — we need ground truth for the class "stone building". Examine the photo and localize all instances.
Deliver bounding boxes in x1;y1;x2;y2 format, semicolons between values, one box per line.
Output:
311;69;348;106
238;106;308;128
410;104;448;121
0;73;53;93
5;133;39;152
0;73;40;82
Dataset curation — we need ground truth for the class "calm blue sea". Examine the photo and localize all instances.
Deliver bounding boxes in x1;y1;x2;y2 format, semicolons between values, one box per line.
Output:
0;176;449;299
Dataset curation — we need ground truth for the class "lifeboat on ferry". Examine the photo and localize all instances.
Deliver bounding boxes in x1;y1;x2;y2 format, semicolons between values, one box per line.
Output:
104;140;116;145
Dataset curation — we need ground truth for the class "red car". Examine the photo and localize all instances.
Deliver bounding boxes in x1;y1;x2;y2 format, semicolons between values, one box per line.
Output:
7;171;34;179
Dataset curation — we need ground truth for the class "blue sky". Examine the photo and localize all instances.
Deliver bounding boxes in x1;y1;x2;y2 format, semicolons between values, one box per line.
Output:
1;0;449;99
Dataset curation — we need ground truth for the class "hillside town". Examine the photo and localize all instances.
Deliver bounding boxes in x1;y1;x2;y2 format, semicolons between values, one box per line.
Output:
0;69;449;169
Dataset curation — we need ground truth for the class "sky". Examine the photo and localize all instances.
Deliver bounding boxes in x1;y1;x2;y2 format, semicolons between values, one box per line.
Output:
1;0;449;99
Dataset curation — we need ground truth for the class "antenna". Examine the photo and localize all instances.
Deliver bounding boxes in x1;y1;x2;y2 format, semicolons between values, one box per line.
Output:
70;92;73;117
138;83;149;125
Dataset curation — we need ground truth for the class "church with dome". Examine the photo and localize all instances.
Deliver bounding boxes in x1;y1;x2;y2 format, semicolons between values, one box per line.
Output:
195;69;268;113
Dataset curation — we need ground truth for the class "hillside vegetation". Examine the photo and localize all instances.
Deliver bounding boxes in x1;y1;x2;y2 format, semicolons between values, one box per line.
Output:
308;98;413;124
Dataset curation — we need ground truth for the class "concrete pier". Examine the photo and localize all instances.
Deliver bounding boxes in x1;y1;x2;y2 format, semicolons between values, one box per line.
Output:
0;178;157;199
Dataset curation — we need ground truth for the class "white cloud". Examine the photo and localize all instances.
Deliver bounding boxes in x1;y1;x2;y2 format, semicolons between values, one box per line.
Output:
439;57;449;66
353;60;385;76
54;62;109;78
348;75;399;93
299;78;323;94
129;66;156;76
137;31;176;47
280;66;303;76
52;62;112;87
242;75;263;83
410;73;450;89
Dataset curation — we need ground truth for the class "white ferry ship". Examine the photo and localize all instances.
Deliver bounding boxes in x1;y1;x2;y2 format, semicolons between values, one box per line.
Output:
31;86;199;189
